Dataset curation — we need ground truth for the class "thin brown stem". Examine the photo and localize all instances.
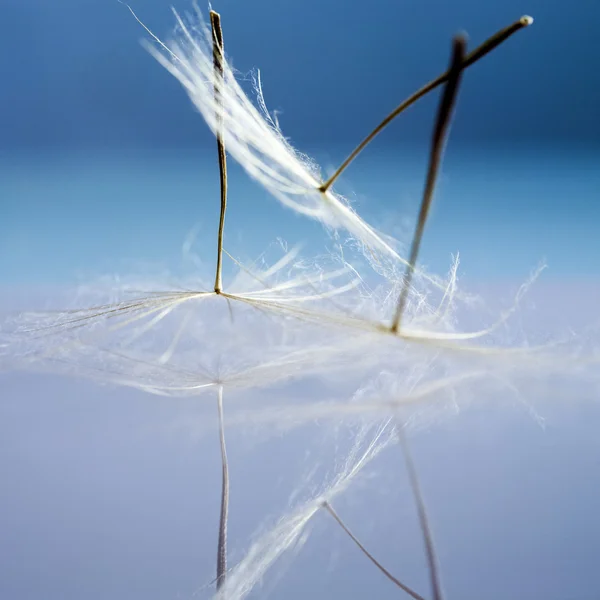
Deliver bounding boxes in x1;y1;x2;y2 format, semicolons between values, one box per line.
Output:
397;427;443;600
322;501;426;600
211;10;228;294
391;35;467;334
216;385;229;592
319;15;532;193
209;18;230;584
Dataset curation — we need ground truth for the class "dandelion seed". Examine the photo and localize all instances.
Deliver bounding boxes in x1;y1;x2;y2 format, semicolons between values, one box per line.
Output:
135;5;533;296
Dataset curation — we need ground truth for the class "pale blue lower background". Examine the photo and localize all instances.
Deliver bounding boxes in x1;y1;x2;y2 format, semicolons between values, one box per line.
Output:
1;372;599;600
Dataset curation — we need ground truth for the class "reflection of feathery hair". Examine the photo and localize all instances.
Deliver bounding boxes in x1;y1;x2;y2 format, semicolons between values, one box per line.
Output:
218;421;396;600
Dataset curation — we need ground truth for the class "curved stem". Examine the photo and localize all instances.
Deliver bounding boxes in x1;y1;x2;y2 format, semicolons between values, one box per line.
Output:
322;501;426;600
320;15;533;193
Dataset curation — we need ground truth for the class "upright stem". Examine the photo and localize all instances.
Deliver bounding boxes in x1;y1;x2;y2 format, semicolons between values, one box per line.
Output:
210;23;230;581
391;35;466;334
211;10;228;294
319;16;532;193
216;385;229;592
398;427;443;600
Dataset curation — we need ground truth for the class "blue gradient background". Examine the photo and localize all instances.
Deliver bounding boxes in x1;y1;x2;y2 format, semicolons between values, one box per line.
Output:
1;0;600;599
1;0;599;283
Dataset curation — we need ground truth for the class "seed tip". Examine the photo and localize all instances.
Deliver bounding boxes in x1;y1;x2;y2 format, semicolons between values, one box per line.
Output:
521;15;534;26
453;32;468;54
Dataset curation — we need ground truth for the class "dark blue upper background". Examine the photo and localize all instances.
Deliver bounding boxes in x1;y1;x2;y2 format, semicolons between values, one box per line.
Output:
1;0;599;150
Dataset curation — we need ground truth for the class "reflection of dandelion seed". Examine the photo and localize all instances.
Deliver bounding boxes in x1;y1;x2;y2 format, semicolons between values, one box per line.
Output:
219;422;395;600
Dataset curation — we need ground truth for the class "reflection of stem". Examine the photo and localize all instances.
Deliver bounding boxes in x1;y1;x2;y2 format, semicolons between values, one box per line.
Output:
210;10;227;295
391;35;466;335
321;501;426;600
216;385;229;591
398;427;443;600
320;16;532;193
